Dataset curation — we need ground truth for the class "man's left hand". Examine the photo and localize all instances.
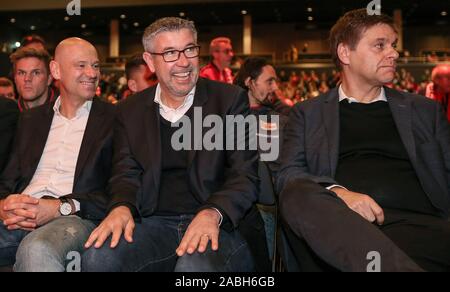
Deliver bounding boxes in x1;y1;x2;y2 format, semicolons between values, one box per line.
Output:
176;209;221;257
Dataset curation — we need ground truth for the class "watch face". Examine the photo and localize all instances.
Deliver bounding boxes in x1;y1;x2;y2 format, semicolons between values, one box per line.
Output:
60;202;72;216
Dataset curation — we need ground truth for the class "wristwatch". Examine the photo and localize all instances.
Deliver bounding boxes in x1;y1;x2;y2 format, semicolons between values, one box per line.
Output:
59;198;75;216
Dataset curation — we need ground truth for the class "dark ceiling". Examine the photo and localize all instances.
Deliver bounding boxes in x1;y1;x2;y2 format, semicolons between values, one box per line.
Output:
0;0;448;39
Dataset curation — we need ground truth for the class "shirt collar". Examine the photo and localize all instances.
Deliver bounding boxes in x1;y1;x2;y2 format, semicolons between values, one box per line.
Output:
53;96;93;119
154;84;196;113
338;85;387;104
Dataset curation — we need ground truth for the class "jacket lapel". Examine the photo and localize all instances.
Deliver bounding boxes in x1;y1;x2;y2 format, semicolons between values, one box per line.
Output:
145;87;162;194
26;104;54;175
187;78;208;166
321;88;340;177
74;98;105;183
385;87;417;164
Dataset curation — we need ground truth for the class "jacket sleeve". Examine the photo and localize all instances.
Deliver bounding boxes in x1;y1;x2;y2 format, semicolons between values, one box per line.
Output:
276;103;338;194
0;112;23;199
202;88;260;228
435;102;450;195
106;106;143;217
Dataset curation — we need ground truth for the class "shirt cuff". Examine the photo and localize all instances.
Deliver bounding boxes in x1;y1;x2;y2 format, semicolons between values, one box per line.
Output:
73;199;81;212
210;207;223;227
326;184;348;191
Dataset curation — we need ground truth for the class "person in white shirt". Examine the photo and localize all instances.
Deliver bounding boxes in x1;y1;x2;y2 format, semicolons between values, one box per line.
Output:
0;37;115;272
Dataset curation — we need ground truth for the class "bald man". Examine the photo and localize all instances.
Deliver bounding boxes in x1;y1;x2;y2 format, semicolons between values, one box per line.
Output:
426;64;450;122
0;38;115;272
200;37;234;84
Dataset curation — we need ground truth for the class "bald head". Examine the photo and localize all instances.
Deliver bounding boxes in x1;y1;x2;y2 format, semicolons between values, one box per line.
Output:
51;37;100;101
55;37;97;62
431;64;450;94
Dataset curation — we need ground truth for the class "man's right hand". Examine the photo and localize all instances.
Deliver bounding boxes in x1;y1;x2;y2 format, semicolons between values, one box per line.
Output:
84;206;135;250
0;195;39;231
331;187;385;225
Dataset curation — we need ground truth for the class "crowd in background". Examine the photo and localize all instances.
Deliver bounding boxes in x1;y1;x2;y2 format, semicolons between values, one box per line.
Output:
0;34;447;112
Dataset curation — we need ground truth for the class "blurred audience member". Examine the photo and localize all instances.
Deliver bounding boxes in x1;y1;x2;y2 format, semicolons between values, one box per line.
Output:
200;37;234;84
235;57;291;117
125;53;158;94
425;64;450;121
21;35;47;51
0;77;16;101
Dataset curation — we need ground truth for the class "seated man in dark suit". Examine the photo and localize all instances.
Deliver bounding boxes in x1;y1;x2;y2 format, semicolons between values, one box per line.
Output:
0;38;115;272
0;96;19;173
82;17;268;272
277;9;450;272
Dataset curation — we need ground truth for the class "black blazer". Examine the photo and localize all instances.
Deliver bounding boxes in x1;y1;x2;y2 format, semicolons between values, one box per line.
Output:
277;86;450;217
0;97;19;172
0;98;115;221
110;78;270;271
109;78;260;226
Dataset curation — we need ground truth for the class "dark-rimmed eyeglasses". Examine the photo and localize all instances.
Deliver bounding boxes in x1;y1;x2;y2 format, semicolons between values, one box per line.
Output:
150;45;201;62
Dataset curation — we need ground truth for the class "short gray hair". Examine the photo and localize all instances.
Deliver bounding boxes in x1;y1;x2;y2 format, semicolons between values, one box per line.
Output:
142;17;198;52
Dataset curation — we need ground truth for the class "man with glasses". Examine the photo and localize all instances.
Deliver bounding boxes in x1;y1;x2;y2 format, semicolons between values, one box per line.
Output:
82;17;269;272
200;37;234;84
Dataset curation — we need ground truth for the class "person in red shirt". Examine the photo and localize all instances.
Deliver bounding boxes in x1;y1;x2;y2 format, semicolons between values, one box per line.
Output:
200;37;234;84
425;64;450;122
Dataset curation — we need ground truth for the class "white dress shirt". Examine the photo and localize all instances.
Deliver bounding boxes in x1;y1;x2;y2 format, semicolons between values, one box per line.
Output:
154;84;195;123
328;86;387;192
339;85;387;103
22;97;93;211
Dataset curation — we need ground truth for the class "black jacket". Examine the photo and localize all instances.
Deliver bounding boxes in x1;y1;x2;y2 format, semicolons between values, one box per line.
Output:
0;97;19;172
277;87;450;217
0;98;115;221
109;78;270;271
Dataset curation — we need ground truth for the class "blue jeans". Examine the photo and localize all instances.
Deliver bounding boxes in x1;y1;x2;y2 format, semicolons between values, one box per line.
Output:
0;216;96;272
82;215;255;272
